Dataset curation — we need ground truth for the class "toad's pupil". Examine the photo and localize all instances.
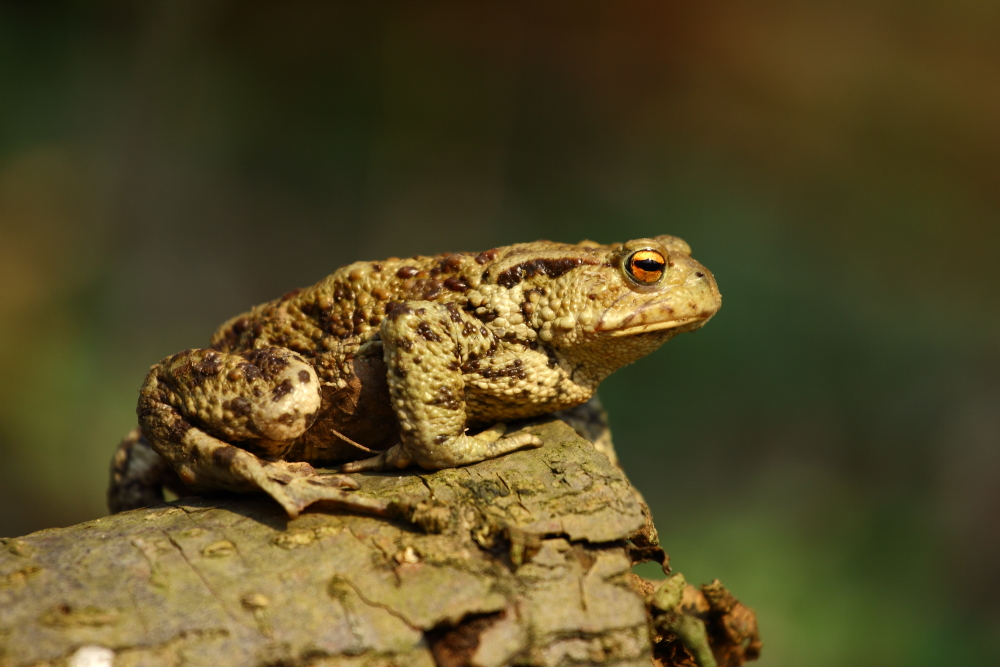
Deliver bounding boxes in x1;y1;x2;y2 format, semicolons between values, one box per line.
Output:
634;258;664;272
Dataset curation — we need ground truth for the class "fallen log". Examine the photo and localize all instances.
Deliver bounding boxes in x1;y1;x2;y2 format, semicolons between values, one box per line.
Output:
0;418;760;667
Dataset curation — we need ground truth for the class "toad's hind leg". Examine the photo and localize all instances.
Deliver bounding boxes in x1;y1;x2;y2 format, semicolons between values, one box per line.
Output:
136;347;385;518
142;403;379;518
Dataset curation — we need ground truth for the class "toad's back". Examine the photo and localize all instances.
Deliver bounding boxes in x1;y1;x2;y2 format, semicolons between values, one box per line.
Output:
208;240;608;357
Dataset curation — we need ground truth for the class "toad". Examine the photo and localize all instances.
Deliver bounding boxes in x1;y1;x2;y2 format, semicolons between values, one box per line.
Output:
108;236;720;517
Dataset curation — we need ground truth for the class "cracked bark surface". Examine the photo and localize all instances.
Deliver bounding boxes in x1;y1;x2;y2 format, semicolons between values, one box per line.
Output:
0;419;760;667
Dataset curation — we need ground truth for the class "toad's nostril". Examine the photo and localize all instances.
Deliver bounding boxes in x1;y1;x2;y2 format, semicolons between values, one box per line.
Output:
695;272;705;278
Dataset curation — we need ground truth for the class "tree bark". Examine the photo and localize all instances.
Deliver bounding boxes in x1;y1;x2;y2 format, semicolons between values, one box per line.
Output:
0;419;759;667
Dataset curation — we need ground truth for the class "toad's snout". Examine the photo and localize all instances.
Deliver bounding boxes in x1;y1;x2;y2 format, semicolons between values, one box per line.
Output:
596;255;721;336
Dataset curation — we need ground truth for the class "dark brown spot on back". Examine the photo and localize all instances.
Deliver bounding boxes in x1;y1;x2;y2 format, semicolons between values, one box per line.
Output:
421;280;443;300
396;266;419;279
495;257;594;288
475;248;500;265
442;254;464;271
444;276;468;293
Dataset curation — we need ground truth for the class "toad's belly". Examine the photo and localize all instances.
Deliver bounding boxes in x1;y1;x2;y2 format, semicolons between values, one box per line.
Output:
288;355;398;463
255;354;594;464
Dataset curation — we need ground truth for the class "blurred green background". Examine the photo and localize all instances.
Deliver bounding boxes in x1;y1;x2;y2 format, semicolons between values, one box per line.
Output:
1;1;998;664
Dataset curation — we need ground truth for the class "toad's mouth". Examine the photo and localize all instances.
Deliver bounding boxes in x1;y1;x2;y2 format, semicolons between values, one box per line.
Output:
594;290;719;337
600;316;709;337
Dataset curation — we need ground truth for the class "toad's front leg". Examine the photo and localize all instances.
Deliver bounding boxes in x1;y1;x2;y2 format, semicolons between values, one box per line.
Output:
341;301;542;473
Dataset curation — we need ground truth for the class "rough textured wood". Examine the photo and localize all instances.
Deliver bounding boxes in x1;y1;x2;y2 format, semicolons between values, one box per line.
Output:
0;420;759;667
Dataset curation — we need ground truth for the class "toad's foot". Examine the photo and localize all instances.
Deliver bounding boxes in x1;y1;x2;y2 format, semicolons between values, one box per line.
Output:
261;465;392;519
108;427;190;513
166;427;387;519
106;423;385;518
340;423;543;473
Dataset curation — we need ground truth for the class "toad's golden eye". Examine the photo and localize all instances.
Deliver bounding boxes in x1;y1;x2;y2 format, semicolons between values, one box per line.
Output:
626;249;666;284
